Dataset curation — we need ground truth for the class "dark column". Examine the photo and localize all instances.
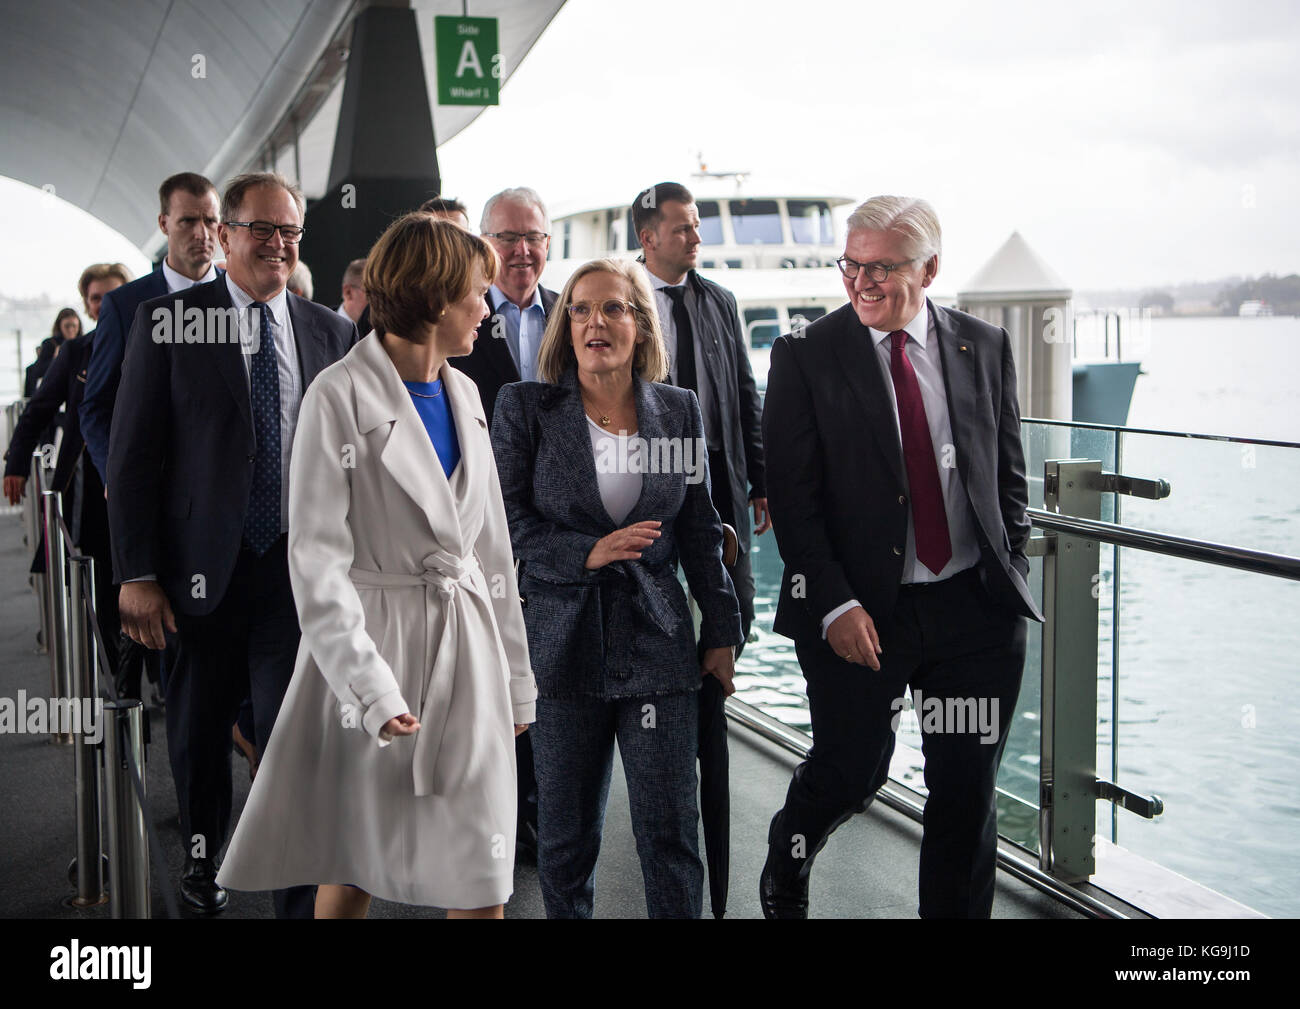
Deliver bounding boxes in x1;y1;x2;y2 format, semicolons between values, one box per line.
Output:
304;4;441;307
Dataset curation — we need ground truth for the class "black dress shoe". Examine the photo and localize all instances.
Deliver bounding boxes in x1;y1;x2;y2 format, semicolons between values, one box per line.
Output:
515;820;539;866
759;859;809;919
181;856;228;914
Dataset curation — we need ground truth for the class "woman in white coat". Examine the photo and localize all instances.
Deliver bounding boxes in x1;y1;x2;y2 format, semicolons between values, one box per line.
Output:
217;213;537;918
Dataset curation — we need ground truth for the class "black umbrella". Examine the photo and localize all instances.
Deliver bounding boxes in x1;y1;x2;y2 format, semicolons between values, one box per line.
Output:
696;522;740;919
697;669;730;918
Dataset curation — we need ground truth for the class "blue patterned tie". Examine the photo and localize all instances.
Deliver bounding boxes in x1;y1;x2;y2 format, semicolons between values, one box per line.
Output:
244;302;281;555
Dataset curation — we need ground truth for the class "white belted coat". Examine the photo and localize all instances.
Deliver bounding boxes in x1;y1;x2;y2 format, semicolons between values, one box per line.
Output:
217;332;537;909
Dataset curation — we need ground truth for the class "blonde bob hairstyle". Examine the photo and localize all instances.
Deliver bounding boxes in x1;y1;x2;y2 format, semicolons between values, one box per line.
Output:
363;212;498;340
536;258;668;384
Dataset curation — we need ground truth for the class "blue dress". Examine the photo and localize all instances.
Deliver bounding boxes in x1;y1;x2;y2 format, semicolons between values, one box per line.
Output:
403;378;460;477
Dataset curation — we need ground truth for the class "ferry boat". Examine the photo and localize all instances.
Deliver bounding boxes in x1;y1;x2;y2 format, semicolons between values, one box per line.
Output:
546;167;852;395
545;165;1140;424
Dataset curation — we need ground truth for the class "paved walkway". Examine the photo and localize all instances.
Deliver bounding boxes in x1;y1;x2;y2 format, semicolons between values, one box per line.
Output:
0;511;1076;919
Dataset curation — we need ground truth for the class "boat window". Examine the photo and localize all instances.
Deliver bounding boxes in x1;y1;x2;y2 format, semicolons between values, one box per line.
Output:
625;208;641;251
606;210;621;252
698;201;723;245
789;305;826;324
788;200;834;244
744;307;780;348
730;199;782;244
725;259;742;269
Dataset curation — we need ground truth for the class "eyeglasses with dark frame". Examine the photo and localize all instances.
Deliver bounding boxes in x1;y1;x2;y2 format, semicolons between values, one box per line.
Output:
484;231;550;248
565;299;637;323
225;220;306;244
835;255;918;282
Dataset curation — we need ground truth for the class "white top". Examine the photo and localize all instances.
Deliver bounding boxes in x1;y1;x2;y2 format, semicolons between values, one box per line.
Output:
587;416;642;525
821;302;982;636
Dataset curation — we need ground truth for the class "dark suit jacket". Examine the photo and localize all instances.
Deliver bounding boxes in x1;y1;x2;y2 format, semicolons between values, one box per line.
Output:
24;335;66;397
5;330;95;494
450;286;558;429
763;298;1043;645
491;371;742;699
107;276;357;615
80;264;170;481
665;269;766;554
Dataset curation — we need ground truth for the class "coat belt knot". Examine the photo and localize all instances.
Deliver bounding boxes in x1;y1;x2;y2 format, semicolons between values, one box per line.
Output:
349;552;497;797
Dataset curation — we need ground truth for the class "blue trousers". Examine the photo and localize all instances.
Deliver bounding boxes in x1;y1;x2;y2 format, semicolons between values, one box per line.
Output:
532;691;702;919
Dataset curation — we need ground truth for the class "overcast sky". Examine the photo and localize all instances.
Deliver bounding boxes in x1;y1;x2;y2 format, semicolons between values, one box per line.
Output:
2;0;1297;303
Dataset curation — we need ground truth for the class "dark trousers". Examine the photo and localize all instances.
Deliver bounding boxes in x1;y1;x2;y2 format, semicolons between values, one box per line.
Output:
533;691;703;919
163;534;314;918
768;566;1026;918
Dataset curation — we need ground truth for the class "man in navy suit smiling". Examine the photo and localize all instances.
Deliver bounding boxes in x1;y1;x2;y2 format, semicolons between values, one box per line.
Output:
109;172;356;917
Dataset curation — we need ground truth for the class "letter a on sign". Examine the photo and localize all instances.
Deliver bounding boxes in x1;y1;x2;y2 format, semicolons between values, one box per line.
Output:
435;16;500;106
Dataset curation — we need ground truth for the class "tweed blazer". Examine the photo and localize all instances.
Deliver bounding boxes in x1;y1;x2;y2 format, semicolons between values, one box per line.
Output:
491;370;742;699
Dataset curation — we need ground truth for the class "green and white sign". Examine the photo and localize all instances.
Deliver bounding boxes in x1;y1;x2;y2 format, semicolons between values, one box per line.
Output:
435;15;500;106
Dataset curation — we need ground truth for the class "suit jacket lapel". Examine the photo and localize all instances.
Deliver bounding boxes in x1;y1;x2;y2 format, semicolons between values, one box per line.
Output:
931;300;979;493
207;278;254;433
538;369;619;529
351;333;462;546
287;291;329;388
621;377;677;526
684;274;723;418
831;311;906;491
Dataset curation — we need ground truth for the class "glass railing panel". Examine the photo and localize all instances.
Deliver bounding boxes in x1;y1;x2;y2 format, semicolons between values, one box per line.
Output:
1106;547;1300;917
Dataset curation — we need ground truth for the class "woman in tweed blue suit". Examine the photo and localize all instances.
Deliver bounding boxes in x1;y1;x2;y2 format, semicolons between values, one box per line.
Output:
491;257;742;918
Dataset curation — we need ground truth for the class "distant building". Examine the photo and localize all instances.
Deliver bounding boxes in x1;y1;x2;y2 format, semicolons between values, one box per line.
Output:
1238;300;1274;317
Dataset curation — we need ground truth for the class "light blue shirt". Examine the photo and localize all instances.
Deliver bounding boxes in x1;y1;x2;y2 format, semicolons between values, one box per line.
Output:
489;283;545;382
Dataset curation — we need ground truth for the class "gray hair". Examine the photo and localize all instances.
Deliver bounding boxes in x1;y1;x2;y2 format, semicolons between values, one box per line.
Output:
480;186;550;234
287;260;313;300
846;196;942;266
221;171;306;223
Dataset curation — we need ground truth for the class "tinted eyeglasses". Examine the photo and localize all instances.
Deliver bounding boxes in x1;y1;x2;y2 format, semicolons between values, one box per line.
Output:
225;220;305;244
835;255;917;281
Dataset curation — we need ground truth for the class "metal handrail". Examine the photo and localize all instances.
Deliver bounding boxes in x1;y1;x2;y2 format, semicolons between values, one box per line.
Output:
1028;508;1300;581
1023;415;1300;450
723;696;1132;919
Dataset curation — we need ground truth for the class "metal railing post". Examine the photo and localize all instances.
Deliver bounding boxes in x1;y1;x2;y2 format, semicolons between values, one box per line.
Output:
1038;459;1102;883
41;489;73;744
26;449;49;653
68;555;106;906
101;699;150;918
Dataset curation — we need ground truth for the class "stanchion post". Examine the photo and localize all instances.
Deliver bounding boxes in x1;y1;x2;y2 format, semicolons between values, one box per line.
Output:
68;555;106;906
41;489;72;743
102;699;150;918
27;451;49;654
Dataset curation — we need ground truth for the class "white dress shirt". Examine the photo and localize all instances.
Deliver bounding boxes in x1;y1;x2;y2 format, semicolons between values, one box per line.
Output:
645;268;720;448
225;276;302;534
162;258;218;293
821;302;982;637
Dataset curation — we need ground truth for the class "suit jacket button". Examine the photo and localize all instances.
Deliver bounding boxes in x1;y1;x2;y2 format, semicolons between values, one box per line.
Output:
898;494;906;505
247;454;255;462
893;545;903;556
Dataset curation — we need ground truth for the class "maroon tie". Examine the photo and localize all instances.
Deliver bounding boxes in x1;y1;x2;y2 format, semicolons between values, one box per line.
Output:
888;330;952;575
